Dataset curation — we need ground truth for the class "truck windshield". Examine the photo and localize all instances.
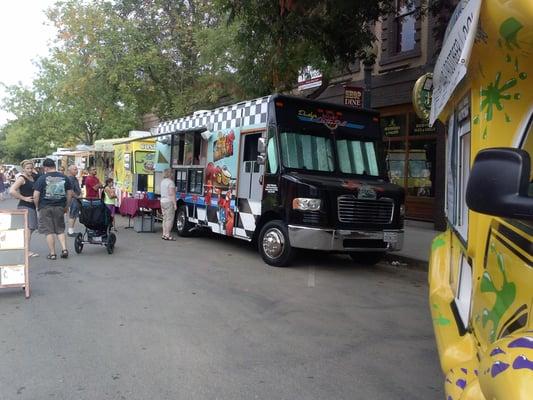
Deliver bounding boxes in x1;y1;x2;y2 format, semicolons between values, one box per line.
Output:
336;139;380;176
279;131;334;172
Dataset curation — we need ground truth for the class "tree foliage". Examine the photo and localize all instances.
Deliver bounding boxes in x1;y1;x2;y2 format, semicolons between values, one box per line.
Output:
1;0;427;163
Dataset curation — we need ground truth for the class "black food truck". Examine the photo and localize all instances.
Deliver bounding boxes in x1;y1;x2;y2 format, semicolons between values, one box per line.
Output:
156;94;405;266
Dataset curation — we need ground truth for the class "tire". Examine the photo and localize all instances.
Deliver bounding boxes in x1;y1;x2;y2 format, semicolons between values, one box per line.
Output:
349;252;384;265
106;232;116;254
176;205;193;237
258;220;294;267
74;233;83;254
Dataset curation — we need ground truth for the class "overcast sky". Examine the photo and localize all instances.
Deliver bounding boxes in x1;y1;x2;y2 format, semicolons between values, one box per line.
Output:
0;0;57;125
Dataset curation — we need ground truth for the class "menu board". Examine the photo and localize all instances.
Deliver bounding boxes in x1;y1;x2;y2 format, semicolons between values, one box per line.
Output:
0;211;30;298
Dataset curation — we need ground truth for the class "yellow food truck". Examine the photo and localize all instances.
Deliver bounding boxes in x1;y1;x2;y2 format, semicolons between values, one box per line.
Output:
93;137;129;182
113;137;156;198
425;0;533;398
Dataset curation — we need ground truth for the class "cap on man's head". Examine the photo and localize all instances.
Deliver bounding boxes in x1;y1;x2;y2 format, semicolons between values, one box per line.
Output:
43;158;56;168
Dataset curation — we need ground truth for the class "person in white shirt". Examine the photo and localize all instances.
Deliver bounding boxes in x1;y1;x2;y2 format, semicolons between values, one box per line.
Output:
160;168;177;240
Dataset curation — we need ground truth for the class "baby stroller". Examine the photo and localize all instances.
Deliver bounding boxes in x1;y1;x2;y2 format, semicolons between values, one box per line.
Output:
74;198;117;254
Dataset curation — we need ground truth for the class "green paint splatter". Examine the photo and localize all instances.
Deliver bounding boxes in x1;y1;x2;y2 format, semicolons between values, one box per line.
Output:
482;126;488;140
480;72;517;122
514;57;519;72
505;113;511;123
519;72;528;80
473;115;480;125
506;54;512;62
431;236;446;251
480;252;516;342
500;17;523;50
432;304;451;326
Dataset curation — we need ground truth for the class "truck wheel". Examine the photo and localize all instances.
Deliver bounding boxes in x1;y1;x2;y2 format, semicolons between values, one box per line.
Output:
349;252;383;265
258;220;293;267
176;206;193;237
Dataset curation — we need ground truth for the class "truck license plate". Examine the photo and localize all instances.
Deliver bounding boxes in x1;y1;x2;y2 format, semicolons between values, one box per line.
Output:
383;232;398;243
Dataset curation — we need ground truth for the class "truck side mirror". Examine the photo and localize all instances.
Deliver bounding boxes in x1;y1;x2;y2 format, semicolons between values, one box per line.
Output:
466;148;533;219
257;155;266;165
257;137;267;154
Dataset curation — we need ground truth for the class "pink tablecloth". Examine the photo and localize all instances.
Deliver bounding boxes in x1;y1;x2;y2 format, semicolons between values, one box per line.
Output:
119;197;161;217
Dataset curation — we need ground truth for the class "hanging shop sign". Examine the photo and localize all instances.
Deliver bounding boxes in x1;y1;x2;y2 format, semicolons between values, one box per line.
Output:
344;86;364;108
298;66;322;91
429;0;481;125
412;73;433;121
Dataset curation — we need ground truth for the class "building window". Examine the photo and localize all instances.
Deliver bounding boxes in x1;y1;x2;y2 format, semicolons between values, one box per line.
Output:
395;0;416;53
380;0;421;65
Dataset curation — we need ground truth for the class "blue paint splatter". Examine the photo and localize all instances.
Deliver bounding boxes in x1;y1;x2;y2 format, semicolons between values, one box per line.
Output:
491;361;510;378
447;396;453;400
456;379;467;389
508;336;533;349
474;369;478;376
461;368;468;374
512;355;533;371
490;347;506;356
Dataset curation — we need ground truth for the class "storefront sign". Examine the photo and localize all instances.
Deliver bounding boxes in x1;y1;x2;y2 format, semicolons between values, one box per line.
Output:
429;0;482;125
412;73;433;121
381;115;405;137
298;66;322;91
344;86;364;108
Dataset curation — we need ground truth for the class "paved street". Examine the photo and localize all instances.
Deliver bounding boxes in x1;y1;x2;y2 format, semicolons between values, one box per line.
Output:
0;199;443;400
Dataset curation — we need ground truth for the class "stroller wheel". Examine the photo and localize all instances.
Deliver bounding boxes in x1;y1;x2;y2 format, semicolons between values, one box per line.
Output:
74;233;84;254
106;232;116;254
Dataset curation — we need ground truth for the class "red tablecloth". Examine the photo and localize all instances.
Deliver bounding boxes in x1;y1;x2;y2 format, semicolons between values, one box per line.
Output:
119;197;161;217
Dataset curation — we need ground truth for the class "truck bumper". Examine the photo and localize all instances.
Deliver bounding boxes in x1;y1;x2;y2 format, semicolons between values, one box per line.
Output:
287;225;403;252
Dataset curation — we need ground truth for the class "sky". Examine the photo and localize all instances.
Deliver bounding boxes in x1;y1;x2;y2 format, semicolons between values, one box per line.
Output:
0;0;57;125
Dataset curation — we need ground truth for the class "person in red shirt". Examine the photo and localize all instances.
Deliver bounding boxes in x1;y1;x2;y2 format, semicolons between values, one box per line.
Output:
84;166;103;199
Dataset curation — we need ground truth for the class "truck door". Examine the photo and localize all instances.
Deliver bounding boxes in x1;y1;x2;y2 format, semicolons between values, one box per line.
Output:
236;132;264;239
238;132;264;201
471;118;533;350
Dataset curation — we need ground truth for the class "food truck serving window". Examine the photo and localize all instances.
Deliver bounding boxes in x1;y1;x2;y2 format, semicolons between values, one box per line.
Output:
171;132;205;167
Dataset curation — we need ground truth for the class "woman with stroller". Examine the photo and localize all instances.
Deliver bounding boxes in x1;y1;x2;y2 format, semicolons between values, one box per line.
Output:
9;160;39;257
103;178;117;229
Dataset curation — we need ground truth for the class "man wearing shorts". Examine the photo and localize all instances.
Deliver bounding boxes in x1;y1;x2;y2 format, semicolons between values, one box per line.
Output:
33;158;73;260
66;164;81;236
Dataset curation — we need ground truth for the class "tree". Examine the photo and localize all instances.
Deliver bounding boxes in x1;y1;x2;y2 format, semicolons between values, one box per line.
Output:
213;0;396;92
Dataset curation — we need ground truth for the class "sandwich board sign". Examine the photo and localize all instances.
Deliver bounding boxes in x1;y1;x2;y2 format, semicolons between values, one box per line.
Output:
0;210;30;298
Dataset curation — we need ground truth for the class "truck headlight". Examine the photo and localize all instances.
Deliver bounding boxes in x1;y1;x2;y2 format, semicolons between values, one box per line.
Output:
292;198;321;211
399;204;405;216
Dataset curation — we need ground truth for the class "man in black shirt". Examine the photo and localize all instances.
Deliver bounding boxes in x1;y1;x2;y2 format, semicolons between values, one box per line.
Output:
33;158;73;260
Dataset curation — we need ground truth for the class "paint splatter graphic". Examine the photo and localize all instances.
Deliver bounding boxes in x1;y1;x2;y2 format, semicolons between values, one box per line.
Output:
508;336;533;349
456;379;466;389
512;355;533;372
491;361;510;378
480;252;516;342
490;347;506;357
432;303;451;326
480;72;518;122
431;236;446;251
499;17;523;50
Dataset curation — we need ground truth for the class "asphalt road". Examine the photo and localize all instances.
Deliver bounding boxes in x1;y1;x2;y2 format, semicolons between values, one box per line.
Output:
0;198;443;399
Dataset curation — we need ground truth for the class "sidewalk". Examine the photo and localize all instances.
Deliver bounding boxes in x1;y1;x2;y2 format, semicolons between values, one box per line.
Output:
386;220;440;267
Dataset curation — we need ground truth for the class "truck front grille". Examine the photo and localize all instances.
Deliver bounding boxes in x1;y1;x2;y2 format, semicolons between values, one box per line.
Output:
337;196;394;224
